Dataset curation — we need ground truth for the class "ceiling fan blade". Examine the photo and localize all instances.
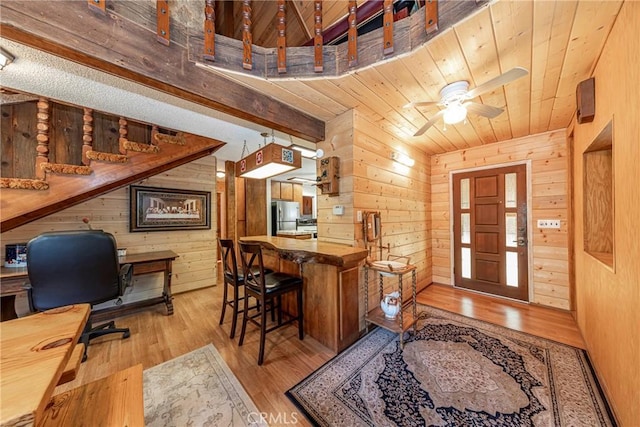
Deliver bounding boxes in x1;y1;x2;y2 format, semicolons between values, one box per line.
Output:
463;102;504;119
466;67;529;99
413;110;444;136
404;101;439;109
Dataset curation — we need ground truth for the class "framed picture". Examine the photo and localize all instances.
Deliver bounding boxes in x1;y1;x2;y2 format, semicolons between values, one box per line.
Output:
130;185;211;232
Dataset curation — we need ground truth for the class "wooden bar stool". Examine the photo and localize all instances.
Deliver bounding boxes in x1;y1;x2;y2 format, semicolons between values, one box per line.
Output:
218;239;273;338
238;241;304;365
218;239;244;338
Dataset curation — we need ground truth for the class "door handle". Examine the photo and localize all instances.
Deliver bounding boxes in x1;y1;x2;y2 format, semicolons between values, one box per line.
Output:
517;237;527;246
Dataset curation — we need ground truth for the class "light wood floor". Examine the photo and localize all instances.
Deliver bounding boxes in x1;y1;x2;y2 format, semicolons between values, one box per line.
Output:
56;281;585;425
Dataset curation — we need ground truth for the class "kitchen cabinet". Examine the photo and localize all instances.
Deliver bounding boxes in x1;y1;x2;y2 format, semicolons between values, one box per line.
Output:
271;181;302;202
271;180;281;199
302;196;313;215
293;183;303;206
280;182;293;200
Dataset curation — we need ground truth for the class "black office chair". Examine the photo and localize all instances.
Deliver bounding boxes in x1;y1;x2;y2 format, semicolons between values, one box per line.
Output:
26;230;132;361
238;241;303;365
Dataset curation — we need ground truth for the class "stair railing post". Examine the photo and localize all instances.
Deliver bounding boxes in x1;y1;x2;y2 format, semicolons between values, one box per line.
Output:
35;97;50;180
82;108;94;166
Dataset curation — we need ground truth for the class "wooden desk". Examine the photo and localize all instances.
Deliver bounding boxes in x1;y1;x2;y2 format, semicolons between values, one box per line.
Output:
0;250;178;322
0;304;90;427
0;267;28;321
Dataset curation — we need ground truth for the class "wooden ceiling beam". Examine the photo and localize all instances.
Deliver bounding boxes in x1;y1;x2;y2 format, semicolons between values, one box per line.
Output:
0;3;324;142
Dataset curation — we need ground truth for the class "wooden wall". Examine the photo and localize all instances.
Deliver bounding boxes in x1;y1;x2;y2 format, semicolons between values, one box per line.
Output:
571;2;640;424
431;130;571;310
353;111;431;295
1;157;218;310
317;110;431;327
316;110;356;246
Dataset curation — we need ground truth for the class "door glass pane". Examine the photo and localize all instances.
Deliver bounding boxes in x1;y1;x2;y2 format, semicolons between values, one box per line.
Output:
461;213;470;244
506;252;518;287
460;178;470;209
505;173;517;208
461;247;471;279
505;213;517;247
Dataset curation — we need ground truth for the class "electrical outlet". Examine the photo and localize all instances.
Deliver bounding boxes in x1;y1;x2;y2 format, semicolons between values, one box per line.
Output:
537;219;561;229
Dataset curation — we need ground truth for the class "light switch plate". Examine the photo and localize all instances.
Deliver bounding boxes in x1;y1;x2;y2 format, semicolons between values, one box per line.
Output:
333;205;344;215
537;219;561;229
357;210;362;222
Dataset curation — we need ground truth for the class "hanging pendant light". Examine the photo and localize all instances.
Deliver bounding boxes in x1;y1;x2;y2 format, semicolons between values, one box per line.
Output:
235;131;301;179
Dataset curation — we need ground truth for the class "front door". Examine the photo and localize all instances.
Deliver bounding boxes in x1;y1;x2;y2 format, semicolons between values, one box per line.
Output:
453;165;529;301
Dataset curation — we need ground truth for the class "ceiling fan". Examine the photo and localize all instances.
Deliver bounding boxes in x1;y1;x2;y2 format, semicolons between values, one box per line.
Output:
405;67;529;136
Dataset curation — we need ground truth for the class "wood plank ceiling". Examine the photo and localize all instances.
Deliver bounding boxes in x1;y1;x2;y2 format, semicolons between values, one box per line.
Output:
208;0;624;155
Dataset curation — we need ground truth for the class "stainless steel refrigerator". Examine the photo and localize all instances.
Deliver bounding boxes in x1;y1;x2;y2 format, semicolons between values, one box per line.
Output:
271;201;300;235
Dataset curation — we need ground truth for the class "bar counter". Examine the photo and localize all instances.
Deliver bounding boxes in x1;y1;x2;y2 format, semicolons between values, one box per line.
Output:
240;236;368;353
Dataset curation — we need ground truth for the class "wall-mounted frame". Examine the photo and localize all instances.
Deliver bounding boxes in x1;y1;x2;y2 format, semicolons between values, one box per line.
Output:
130;185;211;232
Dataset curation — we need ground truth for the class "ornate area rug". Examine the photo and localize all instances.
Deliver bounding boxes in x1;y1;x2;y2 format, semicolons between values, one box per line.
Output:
287;306;615;426
144;344;265;426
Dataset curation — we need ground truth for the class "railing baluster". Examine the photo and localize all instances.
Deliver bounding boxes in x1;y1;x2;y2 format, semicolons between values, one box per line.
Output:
119;117;128;155
204;0;215;61
347;0;358;68
82;108;93;166
425;0;439;34
242;0;253;70
277;0;286;74
35;98;50;180
156;0;170;45
87;0;105;14
383;0;394;55
314;1;323;73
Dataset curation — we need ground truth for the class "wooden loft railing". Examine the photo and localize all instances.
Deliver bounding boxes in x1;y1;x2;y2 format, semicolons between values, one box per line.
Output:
0;96;225;232
194;0;486;79
71;0;480;78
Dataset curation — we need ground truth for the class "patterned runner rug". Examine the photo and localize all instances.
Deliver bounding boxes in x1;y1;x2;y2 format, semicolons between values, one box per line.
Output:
144;344;265;426
287;306;615;426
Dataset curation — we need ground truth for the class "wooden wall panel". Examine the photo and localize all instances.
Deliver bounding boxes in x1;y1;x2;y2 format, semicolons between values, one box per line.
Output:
583;149;613;254
2;102;38;178
245;178;267;236
431;130;570;310
318;110;431;331
571;3;640;424
316;110;356;247
50;103;82;165
1;157;218;305
92;112;119;154
353;111;431;307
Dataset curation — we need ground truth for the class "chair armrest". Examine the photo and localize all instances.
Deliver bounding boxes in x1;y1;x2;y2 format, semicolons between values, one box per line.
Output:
119;263;133;295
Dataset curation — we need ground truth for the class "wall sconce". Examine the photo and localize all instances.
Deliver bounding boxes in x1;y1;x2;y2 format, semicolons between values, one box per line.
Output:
289;143;324;159
236;142;301;179
216;171;225;179
0;48;15;70
287;176;317;184
390;151;415;167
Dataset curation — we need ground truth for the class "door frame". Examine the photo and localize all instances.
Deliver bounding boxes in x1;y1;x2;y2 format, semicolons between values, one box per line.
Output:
448;160;534;303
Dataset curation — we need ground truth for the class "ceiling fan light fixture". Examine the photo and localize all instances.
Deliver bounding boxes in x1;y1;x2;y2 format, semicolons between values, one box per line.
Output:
443;103;467;125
